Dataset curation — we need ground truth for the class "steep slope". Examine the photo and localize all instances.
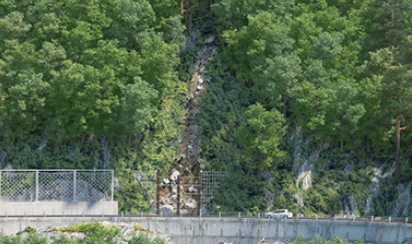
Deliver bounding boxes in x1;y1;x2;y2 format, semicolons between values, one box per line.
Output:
156;38;217;215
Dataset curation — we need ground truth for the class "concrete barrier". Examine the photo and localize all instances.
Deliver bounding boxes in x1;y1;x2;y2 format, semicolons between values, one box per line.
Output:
0;217;411;243
0;201;118;216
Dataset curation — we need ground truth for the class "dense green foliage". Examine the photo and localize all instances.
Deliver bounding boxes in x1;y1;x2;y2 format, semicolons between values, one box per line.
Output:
292;236;364;244
1;0;412;216
0;222;166;244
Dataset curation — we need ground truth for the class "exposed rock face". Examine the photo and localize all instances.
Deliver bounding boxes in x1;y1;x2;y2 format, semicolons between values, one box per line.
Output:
265;191;275;210
293;193;304;208
292;126;329;191
157;39;217;215
365;166;394;215
261;171;274;184
342;195;356;218
391;181;412;217
343;163;352;174
296;166;312;191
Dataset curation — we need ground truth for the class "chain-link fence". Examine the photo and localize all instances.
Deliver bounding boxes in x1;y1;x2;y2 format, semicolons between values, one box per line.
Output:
0;170;114;202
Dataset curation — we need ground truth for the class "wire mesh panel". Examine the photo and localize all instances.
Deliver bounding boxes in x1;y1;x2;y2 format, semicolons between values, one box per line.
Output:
38;171;74;201
135;170;225;216
0;170;113;202
135;171;157;204
76;171;113;201
0;171;36;201
202;171;225;198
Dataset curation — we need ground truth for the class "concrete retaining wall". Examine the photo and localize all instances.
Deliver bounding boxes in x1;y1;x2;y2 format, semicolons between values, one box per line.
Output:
0;217;411;243
0;201;118;216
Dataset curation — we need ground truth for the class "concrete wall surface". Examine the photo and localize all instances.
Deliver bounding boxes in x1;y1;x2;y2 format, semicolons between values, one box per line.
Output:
0;217;411;244
0;201;118;216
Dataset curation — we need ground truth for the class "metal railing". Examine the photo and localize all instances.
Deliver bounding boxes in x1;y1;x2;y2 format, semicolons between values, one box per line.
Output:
0;170;114;202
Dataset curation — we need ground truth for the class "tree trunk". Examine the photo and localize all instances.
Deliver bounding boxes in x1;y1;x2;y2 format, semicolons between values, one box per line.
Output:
110;137;115;148
339;4;344;17
395;115;401;180
128;135;132;146
180;0;184;14
366;136;370;153
188;14;192;38
339;116;344;153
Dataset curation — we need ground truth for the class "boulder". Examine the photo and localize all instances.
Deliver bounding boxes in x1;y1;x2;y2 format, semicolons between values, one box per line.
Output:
183;199;197;209
188;185;198;194
170;170;180;182
161;205;174;216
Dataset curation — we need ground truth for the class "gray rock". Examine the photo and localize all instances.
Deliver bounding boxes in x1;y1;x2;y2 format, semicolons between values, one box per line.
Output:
203;35;215;44
325;160;332;171
293;193;304;207
188;185;198;194
170;170;180;182
134;172;142;182
183;199;197;209
343;163;352;174
265;191;274;209
161;204;174;216
343;195;356;218
391;182;412;217
261;171;274;184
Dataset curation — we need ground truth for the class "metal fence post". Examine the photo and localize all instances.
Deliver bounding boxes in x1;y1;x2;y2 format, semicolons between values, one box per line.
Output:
198;170;202;217
156;170;160;215
111;170;114;201
177;176;181;216
35;170;39;201
73;170;77;202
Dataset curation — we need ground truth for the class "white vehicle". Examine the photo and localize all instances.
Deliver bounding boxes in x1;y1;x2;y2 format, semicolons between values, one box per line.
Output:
264;209;293;219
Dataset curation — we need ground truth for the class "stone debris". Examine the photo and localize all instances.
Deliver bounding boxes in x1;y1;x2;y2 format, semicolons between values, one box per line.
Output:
156;42;217;216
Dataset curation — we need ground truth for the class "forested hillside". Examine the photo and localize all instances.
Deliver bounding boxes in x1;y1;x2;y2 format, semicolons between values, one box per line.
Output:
1;0;412;217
